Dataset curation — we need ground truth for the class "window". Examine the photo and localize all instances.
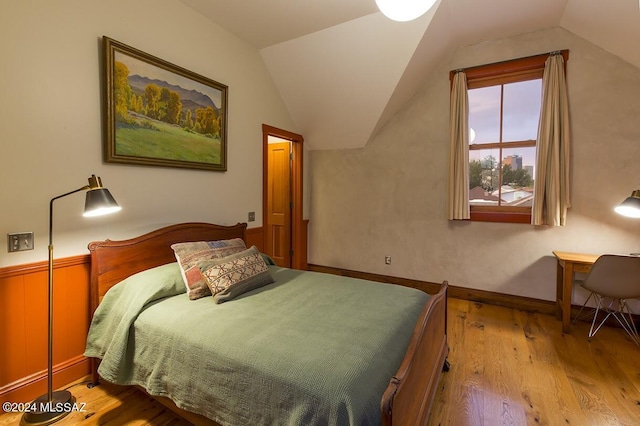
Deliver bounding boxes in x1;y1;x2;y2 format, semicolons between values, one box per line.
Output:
457;52;568;223
468;76;541;222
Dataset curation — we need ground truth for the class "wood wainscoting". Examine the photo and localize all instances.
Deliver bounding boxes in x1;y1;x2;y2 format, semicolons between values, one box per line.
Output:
0;255;91;404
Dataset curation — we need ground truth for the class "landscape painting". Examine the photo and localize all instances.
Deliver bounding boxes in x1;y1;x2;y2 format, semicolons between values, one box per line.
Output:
103;36;227;171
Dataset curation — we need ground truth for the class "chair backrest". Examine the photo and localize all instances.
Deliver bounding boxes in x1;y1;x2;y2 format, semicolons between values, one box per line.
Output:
581;254;640;299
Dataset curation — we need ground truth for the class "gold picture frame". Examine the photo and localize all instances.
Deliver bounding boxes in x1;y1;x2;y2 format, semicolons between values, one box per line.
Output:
103;36;227;171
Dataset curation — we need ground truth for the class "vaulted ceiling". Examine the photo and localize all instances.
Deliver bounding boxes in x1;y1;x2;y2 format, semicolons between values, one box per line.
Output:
180;0;640;150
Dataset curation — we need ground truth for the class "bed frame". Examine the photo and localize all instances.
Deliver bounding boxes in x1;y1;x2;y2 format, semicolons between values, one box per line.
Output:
87;222;449;425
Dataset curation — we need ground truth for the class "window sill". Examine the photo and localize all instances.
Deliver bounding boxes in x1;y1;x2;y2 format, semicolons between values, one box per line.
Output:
469;210;532;224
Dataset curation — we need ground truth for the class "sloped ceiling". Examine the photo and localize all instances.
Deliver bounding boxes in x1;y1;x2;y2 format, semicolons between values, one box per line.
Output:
180;0;640;150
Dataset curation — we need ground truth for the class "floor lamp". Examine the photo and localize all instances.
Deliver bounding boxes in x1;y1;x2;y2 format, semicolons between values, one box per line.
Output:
21;174;121;426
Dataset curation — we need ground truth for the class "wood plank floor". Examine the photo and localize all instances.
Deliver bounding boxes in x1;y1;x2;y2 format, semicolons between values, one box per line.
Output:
428;298;640;426
0;379;192;425
2;298;638;425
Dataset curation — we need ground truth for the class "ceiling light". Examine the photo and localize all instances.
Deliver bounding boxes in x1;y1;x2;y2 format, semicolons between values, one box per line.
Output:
376;0;438;22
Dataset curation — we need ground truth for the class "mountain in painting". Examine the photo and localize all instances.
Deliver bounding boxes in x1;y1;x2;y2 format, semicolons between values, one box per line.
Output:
128;74;220;112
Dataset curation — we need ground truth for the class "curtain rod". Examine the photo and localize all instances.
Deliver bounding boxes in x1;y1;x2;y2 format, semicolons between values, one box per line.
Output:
452;49;569;75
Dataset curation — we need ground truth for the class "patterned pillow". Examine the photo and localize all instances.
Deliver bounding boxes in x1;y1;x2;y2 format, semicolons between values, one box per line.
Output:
171;238;246;300
198;246;274;304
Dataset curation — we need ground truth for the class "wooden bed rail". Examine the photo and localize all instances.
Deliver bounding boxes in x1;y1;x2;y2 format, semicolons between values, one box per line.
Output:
381;281;449;425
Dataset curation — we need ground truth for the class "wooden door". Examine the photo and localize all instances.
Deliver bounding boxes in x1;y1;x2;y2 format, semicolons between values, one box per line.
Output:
266;141;291;267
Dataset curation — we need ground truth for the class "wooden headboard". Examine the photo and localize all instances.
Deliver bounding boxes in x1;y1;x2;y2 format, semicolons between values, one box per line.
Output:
87;222;247;316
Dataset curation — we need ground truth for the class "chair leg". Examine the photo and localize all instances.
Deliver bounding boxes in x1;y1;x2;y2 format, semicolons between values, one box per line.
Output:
585;296;640;346
573;292;595;324
614;300;640;346
587;295;613;339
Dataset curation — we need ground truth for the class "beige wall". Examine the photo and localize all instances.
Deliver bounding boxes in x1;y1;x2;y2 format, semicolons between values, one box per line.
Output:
308;27;640;304
0;0;296;267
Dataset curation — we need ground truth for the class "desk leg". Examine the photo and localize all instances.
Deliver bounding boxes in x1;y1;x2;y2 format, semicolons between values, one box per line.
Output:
562;262;574;334
556;261;563;320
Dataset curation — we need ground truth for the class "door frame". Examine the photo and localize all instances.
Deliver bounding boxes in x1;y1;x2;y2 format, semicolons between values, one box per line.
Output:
262;124;305;270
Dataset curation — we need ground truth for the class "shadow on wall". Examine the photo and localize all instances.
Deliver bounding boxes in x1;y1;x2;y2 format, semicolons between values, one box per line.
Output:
497;255;556;301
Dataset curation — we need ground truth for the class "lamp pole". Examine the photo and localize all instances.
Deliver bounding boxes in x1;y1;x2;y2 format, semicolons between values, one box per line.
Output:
48;188;88;400
22;176;119;426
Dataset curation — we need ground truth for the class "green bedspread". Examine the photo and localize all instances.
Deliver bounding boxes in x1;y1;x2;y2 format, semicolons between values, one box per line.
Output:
85;263;430;426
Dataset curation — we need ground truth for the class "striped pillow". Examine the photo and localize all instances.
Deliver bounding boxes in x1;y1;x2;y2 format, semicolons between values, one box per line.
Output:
199;246;274;304
171;238;246;300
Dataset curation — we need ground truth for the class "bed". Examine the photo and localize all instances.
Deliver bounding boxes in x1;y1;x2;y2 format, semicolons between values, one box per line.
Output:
85;222;448;425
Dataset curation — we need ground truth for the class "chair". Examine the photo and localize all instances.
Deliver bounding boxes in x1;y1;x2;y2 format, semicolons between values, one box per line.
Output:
573;254;640;345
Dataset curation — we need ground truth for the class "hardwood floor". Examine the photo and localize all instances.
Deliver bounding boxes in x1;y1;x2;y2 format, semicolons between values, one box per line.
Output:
2;298;638;425
0;379;191;426
428;298;640;426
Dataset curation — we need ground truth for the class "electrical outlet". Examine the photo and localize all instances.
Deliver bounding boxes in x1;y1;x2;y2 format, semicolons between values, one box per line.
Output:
248;211;256;222
385;256;391;265
8;232;34;252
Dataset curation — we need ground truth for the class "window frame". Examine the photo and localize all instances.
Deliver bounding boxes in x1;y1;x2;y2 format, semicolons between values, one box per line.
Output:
450;51;569;223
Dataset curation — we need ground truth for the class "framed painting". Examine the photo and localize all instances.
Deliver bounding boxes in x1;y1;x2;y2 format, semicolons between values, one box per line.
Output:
103;36;227;171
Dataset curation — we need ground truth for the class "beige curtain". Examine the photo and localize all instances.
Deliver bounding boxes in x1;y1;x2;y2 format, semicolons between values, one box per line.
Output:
532;54;571;226
448;71;470;220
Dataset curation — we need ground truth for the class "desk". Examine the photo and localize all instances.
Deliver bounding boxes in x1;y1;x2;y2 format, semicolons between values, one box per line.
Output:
553;251;600;333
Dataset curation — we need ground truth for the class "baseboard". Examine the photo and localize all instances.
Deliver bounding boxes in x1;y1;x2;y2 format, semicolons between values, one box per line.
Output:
307;264;640;322
448;284;557;315
308;264;442;294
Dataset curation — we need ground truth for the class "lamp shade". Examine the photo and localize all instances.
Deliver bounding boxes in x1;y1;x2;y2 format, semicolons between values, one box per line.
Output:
615;190;640;218
83;188;121;217
82;174;121;217
375;0;437;22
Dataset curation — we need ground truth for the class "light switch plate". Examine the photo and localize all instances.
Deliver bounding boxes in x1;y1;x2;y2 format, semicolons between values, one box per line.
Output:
8;232;34;252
